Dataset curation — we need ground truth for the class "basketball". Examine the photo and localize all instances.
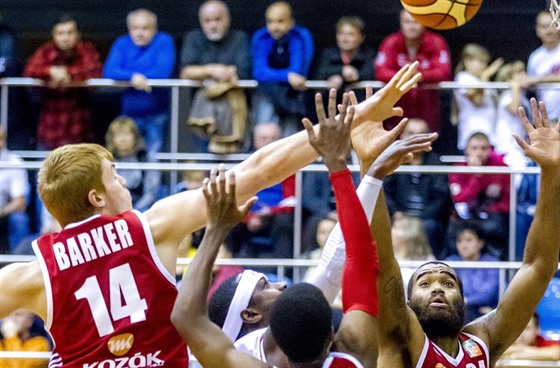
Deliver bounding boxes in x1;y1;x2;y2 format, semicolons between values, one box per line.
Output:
400;0;484;30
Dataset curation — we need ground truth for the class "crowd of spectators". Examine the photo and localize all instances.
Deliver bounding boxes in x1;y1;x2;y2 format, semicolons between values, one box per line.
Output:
0;2;559;363
1;1;559;285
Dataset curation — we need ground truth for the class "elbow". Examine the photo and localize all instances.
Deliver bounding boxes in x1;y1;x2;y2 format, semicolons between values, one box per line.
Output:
170;305;188;336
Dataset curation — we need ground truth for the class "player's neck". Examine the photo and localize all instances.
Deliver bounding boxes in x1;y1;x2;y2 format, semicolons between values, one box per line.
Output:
431;334;461;358
264;328;290;368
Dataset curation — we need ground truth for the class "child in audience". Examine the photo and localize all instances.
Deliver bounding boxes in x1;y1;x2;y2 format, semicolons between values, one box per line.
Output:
453;43;503;150
445;220;499;323
494;61;530;171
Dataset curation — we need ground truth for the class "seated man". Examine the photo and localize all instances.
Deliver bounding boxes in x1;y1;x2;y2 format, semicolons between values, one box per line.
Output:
23;14;102;150
448;132;510;259
179;0;251;153
315;16;375;101
103;9;175;158
251;1;314;135
171;89;436;367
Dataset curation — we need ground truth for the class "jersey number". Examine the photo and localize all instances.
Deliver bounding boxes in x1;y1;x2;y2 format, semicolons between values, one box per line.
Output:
74;263;148;337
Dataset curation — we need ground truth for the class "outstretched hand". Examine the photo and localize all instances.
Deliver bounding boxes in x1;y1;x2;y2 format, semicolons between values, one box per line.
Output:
366;132;438;180
514;98;560;172
202;165;257;232
303;89;354;173
346;62;423;175
352;61;421;124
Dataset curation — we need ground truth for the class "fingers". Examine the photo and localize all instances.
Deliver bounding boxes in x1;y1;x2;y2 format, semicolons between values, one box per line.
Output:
388;63;411;89
396;61;420;89
513;134;530;151
366;85;373;99
348;91;359;106
302;118;316;142
201;177;211;202
217;164;227;201
344;106;355;126
390;118;410;140
392;107;404;118
399;72;422;93
539;101;551;128
239;196;258;217
338;92;349;124
328;89;337;123
517;105;535;134
315;92;327;124
227;171;236;203
209;166;218;196
530;98;542;128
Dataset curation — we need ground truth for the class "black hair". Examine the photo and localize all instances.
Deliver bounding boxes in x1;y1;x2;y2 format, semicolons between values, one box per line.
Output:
269;283;332;363
454;220;486;242
208;274;241;329
407;261;464;300
52;13;79;30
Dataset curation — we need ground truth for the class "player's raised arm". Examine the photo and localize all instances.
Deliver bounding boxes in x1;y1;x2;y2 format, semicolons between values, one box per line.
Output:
467;98;560;365
366;133;438;366
170;167;264;368
147;62;423;271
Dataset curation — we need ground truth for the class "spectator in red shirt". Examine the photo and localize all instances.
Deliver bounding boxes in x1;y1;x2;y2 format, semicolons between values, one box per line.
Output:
448;132;510;259
23;14;102;150
375;9;451;134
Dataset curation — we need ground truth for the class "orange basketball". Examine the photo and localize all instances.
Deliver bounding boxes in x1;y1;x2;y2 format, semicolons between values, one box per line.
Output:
400;0;484;30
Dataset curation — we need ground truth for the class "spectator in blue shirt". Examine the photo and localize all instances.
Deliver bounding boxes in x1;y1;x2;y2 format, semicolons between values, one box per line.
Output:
251;1;314;136
103;8;176;159
445;220;500;322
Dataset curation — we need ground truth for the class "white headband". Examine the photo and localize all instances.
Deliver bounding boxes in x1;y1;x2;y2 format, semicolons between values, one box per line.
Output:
222;270;266;342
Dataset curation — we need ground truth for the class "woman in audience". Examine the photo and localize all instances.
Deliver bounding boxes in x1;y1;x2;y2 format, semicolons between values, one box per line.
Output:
391;213;435;292
105;116;161;212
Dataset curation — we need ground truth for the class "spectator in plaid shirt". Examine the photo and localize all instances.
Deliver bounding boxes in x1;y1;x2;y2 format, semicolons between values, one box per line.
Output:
23;14;102;150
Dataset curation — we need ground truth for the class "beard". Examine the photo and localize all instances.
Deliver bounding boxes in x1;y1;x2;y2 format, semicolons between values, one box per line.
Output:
409;295;465;339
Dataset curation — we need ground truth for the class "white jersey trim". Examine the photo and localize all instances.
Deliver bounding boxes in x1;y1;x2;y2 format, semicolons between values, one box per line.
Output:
63;214;101;229
322;351;364;368
131;210;176;286
31;239;54;331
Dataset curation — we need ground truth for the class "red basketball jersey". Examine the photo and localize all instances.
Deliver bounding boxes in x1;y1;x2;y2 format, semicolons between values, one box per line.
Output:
322;352;364;368
416;332;489;368
33;211;189;367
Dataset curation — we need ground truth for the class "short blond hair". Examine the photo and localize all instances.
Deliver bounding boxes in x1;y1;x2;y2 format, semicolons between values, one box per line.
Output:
38;144;113;226
495;61;526;82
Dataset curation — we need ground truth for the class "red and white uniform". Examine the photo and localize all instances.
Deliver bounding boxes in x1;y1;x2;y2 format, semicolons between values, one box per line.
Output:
33;211;189;367
322;352;364;368
416;332;489;368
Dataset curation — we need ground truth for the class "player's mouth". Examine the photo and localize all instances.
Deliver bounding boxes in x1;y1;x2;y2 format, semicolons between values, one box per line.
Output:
429;296;447;308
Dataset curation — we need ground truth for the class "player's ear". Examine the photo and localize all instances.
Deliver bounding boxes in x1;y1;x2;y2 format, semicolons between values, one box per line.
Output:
241;307;263;325
88;188;105;208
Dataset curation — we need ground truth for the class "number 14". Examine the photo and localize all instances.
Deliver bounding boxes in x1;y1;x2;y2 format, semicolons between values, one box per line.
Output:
74;263;148;337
